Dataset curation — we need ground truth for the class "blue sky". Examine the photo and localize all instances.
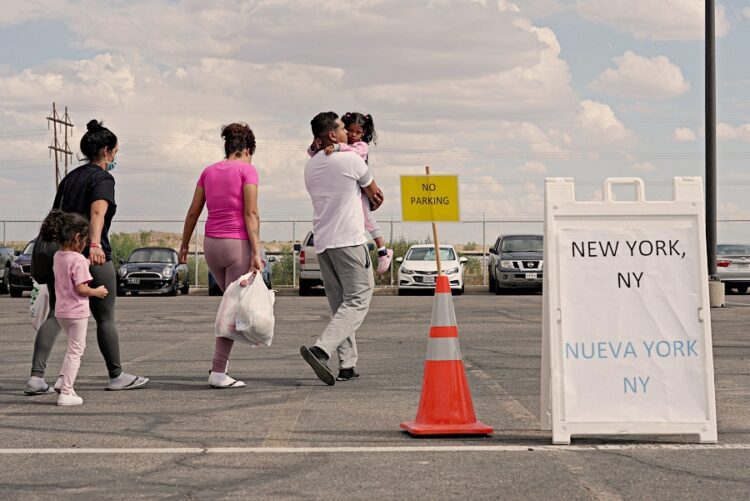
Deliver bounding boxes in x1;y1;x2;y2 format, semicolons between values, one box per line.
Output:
0;0;749;243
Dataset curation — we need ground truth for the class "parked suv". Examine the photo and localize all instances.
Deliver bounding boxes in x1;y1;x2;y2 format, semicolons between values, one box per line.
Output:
293;231;323;296
488;234;543;293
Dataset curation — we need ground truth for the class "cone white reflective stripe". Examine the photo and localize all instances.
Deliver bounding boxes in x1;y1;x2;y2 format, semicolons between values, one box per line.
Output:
430;292;457;327
426;337;463;361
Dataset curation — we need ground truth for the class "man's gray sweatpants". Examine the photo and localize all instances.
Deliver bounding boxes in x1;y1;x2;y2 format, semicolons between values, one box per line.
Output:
315;244;374;369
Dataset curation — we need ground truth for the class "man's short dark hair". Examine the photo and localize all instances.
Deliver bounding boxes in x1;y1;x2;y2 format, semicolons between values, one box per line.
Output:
310;112;339;139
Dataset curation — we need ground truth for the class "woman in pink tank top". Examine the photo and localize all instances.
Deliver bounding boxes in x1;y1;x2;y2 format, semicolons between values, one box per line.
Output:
179;123;263;388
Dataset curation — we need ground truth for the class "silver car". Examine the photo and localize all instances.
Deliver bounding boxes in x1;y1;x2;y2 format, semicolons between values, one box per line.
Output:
717;244;750;294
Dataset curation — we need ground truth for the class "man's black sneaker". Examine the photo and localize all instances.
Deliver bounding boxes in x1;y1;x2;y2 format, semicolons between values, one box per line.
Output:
300;346;335;386
336;368;360;381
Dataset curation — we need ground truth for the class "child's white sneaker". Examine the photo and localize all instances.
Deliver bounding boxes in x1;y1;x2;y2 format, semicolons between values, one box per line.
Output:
376;249;393;274
208;372;246;388
57;392;83;406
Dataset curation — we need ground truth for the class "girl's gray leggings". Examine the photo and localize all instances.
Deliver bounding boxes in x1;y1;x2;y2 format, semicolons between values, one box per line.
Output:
30;261;123;379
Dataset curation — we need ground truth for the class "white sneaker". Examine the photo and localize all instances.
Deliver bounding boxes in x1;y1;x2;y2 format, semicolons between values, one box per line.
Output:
24;376;54;395
57;392;83;406
208;372;246;388
54;376;63;394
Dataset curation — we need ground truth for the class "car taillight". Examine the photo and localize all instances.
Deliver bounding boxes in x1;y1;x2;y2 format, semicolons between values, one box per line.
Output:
300;250;305;265
717;260;731;267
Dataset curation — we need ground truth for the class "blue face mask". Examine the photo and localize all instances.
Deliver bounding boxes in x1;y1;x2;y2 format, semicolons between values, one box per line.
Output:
106;160;117;171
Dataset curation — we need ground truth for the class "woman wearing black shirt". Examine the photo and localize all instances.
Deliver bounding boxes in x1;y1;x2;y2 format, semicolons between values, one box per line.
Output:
25;120;149;394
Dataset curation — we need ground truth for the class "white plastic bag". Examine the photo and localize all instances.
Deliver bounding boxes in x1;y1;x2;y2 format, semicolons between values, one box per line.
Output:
235;273;275;346
214;273;249;340
30;281;49;331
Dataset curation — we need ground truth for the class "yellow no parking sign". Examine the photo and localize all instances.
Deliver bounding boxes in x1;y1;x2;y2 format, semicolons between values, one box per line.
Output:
400;175;460;222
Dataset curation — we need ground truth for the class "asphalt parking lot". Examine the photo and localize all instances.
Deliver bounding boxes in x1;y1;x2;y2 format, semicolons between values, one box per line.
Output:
1;292;749;500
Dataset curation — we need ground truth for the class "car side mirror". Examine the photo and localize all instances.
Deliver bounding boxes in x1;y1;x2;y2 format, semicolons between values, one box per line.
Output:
267;255;276;262
488;248;496;255
293;243;301;252
14;250;21;256
459;257;468;263
395;257;403;263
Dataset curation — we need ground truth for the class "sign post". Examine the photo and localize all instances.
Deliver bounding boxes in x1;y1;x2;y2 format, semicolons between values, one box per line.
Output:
541;177;717;444
400;168;492;436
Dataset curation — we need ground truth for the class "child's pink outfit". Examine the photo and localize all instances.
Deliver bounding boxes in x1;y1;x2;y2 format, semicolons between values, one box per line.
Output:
53;251;92;397
307;142;393;273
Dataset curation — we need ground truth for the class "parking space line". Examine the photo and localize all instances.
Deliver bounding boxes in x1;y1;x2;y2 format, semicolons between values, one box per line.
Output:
0;444;748;455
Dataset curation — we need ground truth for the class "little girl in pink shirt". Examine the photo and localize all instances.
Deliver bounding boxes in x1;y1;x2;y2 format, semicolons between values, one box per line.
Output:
39;210;108;406
308;112;393;274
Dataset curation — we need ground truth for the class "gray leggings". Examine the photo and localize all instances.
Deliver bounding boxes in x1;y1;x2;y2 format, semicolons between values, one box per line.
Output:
30;262;122;379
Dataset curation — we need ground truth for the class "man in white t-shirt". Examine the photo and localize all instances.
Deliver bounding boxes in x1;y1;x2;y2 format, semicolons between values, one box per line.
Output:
300;112;384;386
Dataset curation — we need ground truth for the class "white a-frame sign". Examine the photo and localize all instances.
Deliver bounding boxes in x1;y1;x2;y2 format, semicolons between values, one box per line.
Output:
541;177;717;445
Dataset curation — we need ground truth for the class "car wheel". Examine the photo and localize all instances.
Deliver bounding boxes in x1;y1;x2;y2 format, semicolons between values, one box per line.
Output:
10;286;23;298
453;287;464;296
299;279;312;296
208;286;221;296
488;272;496;293
180;280;190;295
397;288;407;296
116;289;125;297
495;284;506;295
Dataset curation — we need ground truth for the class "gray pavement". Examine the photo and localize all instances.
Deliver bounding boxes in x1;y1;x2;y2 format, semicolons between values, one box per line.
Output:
0;292;749;500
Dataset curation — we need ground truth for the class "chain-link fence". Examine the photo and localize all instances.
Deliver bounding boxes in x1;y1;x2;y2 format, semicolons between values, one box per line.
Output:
3;217;749;288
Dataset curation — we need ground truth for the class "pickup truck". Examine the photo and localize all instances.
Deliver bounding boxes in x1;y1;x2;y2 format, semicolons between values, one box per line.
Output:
293;231;323;296
488;234;543;294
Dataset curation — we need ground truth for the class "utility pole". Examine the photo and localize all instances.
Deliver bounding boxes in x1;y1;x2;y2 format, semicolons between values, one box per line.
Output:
706;0;724;307
47;102;74;188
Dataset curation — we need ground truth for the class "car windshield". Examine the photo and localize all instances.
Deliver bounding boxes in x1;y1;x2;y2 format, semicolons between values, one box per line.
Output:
406;248;456;261
129;249;175;263
718;245;750;256
501;238;543;253
22;241;34;256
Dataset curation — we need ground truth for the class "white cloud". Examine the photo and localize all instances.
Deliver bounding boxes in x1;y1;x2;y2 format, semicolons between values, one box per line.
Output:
717;123;750;142
0;0;62;27
0;54;135;107
519;160;548;173
576;0;730;41
575;100;635;146
631;161;655;172
673;127;697;142
528;0;564;18
590;51;689;100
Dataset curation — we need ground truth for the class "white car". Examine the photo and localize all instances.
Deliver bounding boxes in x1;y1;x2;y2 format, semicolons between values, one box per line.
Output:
396;244;466;295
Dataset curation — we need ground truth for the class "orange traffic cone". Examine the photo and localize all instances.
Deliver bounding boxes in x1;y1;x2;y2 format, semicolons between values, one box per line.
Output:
401;275;493;436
